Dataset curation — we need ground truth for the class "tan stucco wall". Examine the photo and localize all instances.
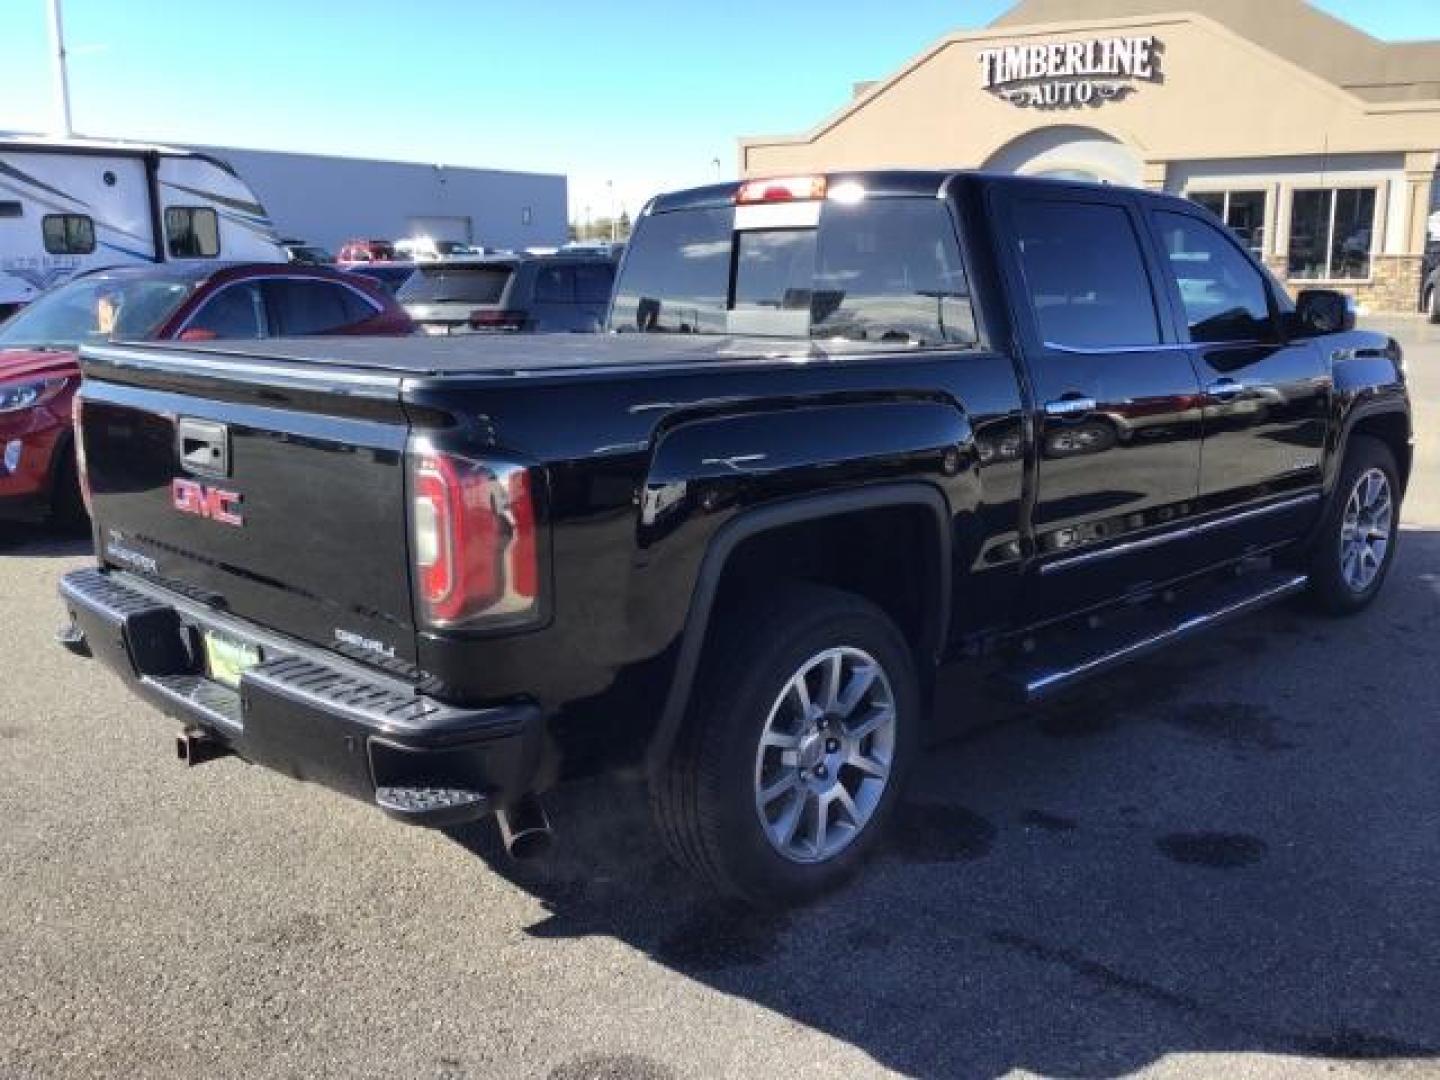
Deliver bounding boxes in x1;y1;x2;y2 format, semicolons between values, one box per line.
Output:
742;15;1440;176
740;12;1440;310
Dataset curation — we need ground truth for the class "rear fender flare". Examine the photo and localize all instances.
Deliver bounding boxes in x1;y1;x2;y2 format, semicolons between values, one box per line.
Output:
645;482;952;774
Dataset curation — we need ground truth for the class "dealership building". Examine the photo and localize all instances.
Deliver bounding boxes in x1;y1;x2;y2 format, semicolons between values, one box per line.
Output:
742;0;1440;311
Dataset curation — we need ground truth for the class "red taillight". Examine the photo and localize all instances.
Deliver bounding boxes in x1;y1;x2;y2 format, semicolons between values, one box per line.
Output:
468;309;526;330
72;394;92;516
735;175;827;204
411;450;539;626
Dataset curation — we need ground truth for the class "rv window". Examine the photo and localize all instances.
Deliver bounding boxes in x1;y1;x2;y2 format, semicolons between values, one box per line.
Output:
0;201;22;219
42;214;95;255
166;207;221;258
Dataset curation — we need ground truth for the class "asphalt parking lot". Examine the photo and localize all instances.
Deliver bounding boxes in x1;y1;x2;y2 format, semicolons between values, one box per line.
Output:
2;318;1438;1080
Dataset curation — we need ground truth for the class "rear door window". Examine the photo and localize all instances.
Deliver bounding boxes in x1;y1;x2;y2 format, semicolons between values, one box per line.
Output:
187;282;265;338
267;280;367;335
1012;200;1161;349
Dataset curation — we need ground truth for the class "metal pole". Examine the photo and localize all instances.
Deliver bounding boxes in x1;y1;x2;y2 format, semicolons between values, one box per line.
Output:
47;0;74;137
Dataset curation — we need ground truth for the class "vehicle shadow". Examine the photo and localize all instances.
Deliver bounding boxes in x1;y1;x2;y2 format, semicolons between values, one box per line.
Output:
466;532;1440;1075
0;521;91;557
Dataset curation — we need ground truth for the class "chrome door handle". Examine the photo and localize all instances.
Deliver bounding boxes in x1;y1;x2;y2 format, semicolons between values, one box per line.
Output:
1044;396;1097;418
1206;378;1247;400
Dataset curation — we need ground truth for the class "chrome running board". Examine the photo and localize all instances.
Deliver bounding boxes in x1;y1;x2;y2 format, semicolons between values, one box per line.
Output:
998;571;1309;703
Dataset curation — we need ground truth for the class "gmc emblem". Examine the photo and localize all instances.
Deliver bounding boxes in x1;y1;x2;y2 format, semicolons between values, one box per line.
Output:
171;478;244;527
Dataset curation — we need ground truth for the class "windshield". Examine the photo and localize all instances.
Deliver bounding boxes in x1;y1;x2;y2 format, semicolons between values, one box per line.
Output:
609;197;978;346
398;264;515;305
0;276;194;350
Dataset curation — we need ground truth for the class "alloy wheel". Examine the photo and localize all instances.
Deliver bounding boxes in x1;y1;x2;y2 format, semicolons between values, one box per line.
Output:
753;646;897;864
1340;467;1393;593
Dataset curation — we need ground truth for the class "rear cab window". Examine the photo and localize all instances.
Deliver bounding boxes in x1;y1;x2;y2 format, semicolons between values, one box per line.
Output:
610;191;977;347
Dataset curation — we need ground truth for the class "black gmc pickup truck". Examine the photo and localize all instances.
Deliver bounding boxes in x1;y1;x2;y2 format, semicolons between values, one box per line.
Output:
58;172;1410;903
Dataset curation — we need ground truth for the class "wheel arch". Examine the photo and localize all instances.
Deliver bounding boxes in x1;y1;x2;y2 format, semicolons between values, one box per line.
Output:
646;482;952;775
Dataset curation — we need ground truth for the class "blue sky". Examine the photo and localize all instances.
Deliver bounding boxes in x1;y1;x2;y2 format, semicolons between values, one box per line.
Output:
1;1;1436;222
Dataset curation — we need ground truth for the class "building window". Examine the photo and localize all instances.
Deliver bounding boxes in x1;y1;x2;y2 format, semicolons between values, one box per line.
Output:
42;214;95;254
165;206;220;258
1287;188;1377;281
521;206;533;226
1188;190;1267;257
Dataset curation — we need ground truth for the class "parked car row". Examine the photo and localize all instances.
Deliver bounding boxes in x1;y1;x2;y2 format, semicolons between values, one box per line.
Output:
0;263;409;524
0;247;622;526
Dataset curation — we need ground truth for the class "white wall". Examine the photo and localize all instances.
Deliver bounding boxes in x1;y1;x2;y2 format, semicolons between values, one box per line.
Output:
191;145;568;252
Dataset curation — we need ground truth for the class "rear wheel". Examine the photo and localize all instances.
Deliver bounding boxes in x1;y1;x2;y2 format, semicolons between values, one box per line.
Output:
1306;435;1399;614
652;583;920;905
49;443;87;530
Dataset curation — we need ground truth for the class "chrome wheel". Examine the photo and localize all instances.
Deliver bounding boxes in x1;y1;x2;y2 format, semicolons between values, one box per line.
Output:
1340;467;1393;593
753;646;897;864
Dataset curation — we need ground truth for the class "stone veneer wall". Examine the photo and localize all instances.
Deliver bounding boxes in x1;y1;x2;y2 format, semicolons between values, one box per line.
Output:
1264;254;1426;314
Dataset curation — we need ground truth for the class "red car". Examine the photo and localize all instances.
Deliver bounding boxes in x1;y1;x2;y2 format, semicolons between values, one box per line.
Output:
336;239;399;264
0;263;412;525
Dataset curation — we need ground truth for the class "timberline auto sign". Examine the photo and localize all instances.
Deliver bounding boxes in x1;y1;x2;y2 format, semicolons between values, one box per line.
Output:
978;35;1162;109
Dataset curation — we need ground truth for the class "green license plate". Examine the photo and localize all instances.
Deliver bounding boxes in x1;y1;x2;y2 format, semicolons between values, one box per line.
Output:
203;631;261;689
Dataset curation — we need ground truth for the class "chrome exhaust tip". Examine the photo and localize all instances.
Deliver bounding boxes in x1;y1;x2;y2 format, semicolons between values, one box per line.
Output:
175;727;230;767
496;793;553;859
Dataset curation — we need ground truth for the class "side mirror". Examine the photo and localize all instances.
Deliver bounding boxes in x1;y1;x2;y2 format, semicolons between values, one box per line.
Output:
177;328;218;342
1295;289;1355;336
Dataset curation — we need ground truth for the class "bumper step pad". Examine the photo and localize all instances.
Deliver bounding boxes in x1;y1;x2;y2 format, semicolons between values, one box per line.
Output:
375;785;490;827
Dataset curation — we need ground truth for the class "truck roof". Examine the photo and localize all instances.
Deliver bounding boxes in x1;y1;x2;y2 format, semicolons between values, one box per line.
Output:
648;169;1160;214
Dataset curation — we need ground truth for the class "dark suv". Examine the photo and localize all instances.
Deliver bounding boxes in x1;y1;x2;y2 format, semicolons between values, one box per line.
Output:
398;254;617;334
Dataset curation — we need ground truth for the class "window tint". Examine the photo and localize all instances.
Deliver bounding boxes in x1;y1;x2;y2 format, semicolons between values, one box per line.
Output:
1155;211;1274;343
165;207;220;258
188;283;264;338
269;280;366;335
573;262;614;304
809;199;975;345
732;230;817;336
610;206;731;333
1013;201;1160;349
42;214;95;255
534;265;575;303
398;265;514;305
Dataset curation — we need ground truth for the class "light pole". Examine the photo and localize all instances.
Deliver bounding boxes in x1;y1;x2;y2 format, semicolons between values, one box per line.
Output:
47;0;74;137
712;157;721;182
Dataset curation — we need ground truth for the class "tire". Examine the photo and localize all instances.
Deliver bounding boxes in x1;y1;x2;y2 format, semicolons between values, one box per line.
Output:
48;442;87;530
652;583;920;905
1306;435;1399;615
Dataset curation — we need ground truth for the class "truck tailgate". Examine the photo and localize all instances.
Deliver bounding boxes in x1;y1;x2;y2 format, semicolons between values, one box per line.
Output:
77;344;419;671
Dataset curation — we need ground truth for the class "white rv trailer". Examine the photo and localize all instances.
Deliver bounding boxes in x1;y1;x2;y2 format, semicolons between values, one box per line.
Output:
0;136;284;316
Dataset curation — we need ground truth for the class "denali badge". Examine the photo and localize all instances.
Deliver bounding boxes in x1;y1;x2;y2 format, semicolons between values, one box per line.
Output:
172;477;244;526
